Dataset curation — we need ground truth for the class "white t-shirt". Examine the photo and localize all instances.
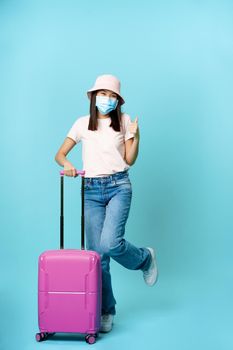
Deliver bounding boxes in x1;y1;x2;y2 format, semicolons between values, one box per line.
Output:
67;113;135;177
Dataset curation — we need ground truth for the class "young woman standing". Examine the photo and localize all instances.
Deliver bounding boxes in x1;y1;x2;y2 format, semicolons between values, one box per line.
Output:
55;74;158;333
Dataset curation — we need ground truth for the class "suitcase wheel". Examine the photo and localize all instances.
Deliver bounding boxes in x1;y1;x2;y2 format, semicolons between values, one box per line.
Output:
36;332;45;342
35;332;55;342
85;334;97;344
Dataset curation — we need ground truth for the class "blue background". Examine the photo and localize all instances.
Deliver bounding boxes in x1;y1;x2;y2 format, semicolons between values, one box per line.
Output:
1;0;233;349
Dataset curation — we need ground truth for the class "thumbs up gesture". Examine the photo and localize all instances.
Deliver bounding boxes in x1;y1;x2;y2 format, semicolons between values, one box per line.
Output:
129;117;139;139
129;116;140;139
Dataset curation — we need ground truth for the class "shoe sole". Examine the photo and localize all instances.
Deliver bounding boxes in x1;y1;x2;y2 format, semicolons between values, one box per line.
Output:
100;324;113;333
100;327;113;333
145;247;158;286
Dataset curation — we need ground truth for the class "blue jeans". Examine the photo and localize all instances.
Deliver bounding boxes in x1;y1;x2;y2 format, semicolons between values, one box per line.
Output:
84;170;151;316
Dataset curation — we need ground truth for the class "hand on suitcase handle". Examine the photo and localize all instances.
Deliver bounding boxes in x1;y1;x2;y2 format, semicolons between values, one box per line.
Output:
60;169;85;177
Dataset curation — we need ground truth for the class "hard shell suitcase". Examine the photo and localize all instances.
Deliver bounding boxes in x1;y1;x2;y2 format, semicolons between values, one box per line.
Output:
36;170;102;345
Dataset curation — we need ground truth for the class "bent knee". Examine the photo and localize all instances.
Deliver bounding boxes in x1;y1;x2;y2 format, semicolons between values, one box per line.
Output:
100;239;125;256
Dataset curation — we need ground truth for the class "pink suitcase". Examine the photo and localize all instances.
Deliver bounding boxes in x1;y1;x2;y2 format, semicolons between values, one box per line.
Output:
36;170;102;345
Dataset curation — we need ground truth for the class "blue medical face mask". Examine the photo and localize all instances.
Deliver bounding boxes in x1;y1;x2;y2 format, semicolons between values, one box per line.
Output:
96;95;118;115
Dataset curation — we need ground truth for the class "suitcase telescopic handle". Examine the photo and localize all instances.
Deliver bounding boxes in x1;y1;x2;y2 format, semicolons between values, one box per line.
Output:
60;169;86;250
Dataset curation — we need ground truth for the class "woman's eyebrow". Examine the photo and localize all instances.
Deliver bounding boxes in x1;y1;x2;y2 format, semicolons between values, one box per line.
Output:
100;89;117;95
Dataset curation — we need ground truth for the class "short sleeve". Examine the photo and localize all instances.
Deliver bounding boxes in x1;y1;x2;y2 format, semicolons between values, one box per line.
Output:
67;118;82;144
123;114;135;141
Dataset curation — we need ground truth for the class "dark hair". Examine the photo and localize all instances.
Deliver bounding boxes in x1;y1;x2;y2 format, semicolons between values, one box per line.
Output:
88;91;122;131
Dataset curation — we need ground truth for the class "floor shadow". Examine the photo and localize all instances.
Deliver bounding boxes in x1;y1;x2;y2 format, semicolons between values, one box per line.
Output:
44;332;103;342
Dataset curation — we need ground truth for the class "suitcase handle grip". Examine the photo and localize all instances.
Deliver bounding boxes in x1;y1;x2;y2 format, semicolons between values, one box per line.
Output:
60;169;85;176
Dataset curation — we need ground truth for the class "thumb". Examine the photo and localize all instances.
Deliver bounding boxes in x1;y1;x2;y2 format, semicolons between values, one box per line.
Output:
134;116;138;123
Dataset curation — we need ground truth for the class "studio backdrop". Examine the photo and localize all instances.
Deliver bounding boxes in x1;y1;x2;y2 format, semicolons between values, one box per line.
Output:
0;1;233;349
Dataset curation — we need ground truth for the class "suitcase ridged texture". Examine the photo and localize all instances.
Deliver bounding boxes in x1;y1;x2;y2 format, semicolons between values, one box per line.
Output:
38;249;102;333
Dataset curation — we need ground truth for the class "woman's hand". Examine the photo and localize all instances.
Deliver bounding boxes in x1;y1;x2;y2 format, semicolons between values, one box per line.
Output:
63;160;78;177
129;117;140;140
125;116;140;166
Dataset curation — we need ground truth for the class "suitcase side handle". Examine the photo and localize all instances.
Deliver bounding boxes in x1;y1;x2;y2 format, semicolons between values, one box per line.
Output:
60;169;86;250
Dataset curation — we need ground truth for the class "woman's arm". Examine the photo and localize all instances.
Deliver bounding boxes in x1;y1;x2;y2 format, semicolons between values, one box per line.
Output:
125;136;139;166
55;137;78;177
125;117;140;166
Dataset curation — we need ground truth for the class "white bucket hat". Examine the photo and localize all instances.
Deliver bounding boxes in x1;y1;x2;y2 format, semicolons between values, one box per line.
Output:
87;74;125;105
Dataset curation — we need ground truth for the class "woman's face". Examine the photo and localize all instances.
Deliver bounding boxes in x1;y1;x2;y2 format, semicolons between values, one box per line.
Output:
96;89;118;100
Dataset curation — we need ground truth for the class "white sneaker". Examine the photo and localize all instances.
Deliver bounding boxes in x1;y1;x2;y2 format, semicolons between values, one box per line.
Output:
100;314;114;333
143;247;158;286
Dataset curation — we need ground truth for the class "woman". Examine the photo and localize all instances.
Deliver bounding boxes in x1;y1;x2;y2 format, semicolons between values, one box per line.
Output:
55;74;158;333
